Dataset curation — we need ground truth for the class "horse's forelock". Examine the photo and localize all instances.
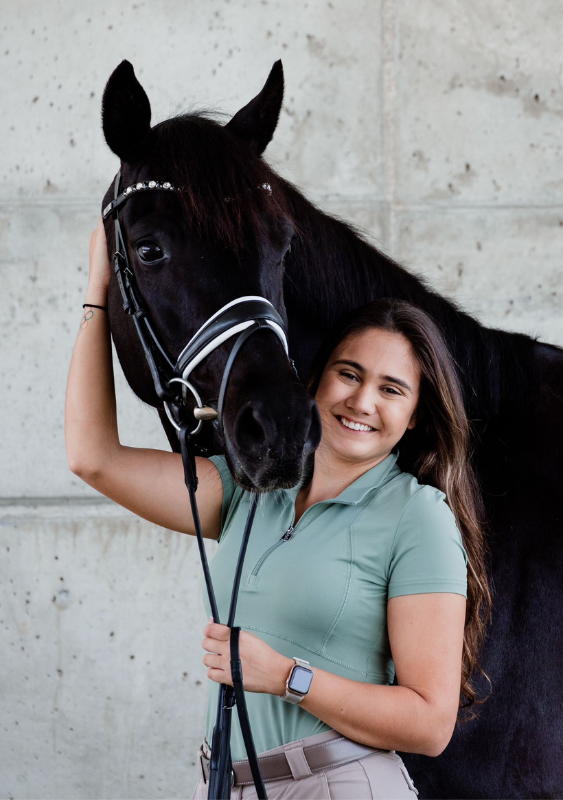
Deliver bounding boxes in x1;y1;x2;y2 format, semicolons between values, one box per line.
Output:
138;112;292;255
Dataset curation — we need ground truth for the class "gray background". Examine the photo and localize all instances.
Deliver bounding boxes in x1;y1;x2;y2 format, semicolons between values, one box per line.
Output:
1;1;562;797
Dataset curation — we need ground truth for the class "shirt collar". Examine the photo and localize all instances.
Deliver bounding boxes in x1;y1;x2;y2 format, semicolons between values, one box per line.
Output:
284;449;402;507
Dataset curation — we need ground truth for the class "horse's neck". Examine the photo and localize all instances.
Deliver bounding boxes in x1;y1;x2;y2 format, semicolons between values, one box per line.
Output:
284;200;405;323
283;195;537;422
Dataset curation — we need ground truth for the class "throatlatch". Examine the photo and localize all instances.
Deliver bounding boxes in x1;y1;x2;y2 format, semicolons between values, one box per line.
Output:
103;171;295;798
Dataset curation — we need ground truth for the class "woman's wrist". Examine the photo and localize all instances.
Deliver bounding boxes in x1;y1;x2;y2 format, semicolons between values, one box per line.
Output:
276;656;296;697
85;281;109;308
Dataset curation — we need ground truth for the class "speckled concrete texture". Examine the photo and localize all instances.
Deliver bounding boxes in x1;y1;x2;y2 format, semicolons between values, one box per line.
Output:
0;500;209;799
0;0;384;201
393;1;563;207
0;0;561;797
396;207;563;343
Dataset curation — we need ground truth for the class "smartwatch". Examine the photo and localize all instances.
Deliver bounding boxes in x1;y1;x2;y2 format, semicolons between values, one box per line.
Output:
281;657;314;704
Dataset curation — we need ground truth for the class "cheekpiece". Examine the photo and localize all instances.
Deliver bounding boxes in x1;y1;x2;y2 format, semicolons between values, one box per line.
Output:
102;180;177;220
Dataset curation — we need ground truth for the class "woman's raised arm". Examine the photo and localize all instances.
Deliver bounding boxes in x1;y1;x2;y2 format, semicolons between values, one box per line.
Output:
64;218;223;540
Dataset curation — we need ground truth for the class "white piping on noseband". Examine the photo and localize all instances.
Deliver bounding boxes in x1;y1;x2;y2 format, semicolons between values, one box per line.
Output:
163;296;288;434
182;295;275;350
180;319;287;381
176;295;288;381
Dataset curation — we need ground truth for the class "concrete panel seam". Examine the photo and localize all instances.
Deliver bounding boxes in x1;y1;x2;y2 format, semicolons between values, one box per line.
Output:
382;0;398;255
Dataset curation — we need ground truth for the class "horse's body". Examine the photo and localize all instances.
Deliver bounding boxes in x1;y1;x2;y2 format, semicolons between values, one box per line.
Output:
282;196;563;799
101;61;563;798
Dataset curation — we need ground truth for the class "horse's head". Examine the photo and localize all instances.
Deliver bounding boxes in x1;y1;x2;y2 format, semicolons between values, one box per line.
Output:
100;60;321;491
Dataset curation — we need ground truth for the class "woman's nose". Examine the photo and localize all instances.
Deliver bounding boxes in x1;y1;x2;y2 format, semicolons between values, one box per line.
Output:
346;385;377;416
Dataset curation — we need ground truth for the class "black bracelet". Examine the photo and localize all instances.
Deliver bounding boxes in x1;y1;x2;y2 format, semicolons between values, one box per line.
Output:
83;303;108;311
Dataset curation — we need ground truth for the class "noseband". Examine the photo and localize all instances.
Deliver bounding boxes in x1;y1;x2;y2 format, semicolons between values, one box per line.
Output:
103;171;289;798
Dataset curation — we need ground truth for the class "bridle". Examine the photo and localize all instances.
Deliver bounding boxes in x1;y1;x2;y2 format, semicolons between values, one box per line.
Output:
102;174;290;431
102;171;292;798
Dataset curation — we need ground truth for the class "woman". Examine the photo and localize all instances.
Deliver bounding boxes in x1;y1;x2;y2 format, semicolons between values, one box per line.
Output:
66;219;491;799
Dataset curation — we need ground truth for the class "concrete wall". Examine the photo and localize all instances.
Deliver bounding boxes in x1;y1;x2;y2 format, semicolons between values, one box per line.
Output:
1;1;561;797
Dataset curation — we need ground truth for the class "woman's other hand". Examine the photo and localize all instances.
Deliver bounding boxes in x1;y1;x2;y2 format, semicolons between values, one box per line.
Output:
89;216;111;293
202;621;293;696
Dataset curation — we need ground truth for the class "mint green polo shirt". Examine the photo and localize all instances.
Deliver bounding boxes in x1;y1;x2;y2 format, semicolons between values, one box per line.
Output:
202;450;467;761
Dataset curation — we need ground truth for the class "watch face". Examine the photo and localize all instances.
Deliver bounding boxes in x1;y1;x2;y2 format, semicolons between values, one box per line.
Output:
289;665;313;694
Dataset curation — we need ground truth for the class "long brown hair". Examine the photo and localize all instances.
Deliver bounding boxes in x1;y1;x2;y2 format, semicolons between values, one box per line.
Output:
308;298;492;720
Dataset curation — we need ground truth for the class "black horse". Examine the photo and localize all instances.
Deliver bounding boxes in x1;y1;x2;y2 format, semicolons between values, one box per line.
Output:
101;61;563;799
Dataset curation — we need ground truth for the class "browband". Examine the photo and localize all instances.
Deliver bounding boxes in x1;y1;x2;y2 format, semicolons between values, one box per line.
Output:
102;178;273;220
102;179;177;219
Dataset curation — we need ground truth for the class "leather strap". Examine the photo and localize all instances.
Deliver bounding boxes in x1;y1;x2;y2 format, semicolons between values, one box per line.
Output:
206;493;265;799
175;299;286;378
217;320;279;427
209;684;234;797
200;735;383;786
230;627;267;797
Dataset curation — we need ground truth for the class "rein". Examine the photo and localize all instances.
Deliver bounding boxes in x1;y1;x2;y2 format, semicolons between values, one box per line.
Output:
102;172;292;798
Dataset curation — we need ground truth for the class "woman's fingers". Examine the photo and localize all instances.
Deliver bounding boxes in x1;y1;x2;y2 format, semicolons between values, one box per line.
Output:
203;653;223;667
202;636;221;653
203;622;230;640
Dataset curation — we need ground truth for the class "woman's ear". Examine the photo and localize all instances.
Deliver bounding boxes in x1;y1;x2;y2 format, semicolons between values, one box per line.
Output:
407;411;417;430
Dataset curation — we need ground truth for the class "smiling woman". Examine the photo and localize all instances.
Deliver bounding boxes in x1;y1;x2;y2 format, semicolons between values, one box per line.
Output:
312;329;421;481
305;298;491;704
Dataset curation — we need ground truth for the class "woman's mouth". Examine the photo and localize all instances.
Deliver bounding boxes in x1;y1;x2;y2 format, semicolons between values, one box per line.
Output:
336;415;377;433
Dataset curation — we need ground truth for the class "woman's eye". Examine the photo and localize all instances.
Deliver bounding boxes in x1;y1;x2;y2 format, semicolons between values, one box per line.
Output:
340;371;359;381
136;241;164;263
382;387;400;395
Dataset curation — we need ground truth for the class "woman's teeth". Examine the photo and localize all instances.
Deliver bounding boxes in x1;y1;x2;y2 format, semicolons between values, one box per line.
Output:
339;416;375;432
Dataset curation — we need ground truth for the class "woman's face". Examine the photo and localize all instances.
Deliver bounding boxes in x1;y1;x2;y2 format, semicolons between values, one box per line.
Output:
314;328;422;468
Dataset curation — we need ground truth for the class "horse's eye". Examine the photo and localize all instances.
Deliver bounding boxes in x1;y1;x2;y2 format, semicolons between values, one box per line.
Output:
136;241;164;264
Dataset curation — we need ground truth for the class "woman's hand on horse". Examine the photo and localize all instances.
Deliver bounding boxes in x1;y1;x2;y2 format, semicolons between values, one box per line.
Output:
88;216;111;294
202;620;293;696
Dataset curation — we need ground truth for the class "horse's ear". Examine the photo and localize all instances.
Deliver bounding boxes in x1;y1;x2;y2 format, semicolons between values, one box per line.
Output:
101;60;152;162
226;60;284;154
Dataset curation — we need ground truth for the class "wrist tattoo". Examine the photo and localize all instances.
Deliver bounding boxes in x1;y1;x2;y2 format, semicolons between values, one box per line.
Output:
78;308;94;335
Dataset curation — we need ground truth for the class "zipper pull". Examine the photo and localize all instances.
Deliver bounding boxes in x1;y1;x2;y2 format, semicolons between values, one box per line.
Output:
281;526;294;541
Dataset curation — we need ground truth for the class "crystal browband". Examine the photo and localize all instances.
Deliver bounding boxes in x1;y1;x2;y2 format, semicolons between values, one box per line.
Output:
102;179;273;219
102;180;177;219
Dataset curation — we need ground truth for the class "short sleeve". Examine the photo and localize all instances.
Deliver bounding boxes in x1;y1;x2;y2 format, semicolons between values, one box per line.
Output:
208;455;236;532
388;485;468;599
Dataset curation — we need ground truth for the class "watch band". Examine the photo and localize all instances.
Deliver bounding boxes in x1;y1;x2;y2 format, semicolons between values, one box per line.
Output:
281;657;314;704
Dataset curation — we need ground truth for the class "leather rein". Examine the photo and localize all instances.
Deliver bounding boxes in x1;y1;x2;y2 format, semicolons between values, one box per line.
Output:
102;171;294;798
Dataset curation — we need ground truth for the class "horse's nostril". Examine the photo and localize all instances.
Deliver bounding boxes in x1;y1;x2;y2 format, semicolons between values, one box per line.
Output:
229;393;321;489
235;405;267;452
232;396;320;461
